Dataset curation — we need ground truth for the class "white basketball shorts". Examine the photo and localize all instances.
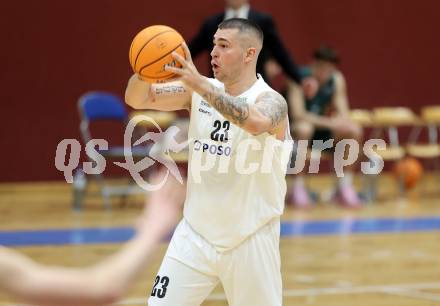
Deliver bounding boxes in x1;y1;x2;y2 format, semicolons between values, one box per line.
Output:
148;217;282;306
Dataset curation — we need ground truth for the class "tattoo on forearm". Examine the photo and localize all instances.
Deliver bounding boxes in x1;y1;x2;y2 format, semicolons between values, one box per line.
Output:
202;84;249;125
255;92;288;128
155;85;186;95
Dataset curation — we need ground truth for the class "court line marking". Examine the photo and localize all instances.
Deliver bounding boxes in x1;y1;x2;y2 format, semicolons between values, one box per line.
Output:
1;216;440;247
382;288;440;302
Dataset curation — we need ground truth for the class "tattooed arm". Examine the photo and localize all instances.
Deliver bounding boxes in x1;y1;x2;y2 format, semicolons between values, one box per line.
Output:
163;42;288;136
125;74;192;111
200;82;288;136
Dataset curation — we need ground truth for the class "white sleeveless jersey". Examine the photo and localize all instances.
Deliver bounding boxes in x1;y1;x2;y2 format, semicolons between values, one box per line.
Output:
183;76;292;252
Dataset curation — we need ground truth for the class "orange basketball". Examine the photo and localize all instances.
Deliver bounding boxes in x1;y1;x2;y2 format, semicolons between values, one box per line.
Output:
129;25;185;83
393;157;423;189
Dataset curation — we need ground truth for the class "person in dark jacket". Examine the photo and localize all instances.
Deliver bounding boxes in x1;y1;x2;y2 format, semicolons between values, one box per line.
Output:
189;0;302;84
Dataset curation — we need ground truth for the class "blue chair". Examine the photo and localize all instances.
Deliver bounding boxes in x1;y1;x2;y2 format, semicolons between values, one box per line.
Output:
76;92;150;209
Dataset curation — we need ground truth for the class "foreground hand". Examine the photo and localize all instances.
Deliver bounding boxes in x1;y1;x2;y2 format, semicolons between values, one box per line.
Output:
136;169;185;238
165;42;205;92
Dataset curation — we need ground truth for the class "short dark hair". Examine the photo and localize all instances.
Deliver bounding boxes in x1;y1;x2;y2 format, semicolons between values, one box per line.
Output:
218;18;264;44
313;45;340;64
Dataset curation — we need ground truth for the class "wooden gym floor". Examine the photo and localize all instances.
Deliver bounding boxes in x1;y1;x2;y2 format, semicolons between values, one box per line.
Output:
0;173;439;306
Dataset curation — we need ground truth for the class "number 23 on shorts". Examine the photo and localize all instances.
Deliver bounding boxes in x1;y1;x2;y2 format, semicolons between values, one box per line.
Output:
151;275;170;298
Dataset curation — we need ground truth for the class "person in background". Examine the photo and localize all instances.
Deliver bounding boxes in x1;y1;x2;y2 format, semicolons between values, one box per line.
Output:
189;0;303;85
288;46;363;209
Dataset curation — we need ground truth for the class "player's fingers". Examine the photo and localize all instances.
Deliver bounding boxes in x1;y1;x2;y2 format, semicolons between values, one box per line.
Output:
164;65;184;75
171;52;187;68
181;42;193;63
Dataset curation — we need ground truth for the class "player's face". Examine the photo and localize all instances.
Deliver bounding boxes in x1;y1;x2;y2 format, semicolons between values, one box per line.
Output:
211;29;245;82
312;60;336;84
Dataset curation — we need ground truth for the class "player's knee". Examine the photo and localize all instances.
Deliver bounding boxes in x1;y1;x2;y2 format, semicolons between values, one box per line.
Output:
347;122;363;140
334;121;363;141
353;123;363;140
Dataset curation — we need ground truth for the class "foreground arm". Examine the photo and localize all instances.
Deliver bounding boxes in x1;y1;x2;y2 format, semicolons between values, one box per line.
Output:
0;173;184;306
0;234;158;306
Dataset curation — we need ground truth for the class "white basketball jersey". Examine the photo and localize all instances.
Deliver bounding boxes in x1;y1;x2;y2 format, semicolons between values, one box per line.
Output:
183;76;292;252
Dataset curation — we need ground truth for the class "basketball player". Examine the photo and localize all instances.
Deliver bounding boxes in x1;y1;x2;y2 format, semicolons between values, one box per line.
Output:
288;46;363;208
125;18;291;306
0;171;184;306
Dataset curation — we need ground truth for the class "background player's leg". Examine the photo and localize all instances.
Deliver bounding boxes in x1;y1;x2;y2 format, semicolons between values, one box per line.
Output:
148;256;219;306
290;121;315;208
219;219;282;306
332;123;363;207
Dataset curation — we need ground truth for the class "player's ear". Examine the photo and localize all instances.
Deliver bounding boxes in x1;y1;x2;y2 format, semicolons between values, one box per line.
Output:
245;47;257;63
